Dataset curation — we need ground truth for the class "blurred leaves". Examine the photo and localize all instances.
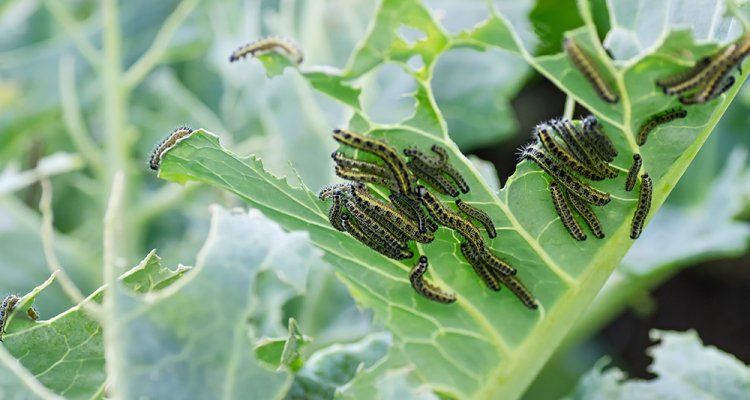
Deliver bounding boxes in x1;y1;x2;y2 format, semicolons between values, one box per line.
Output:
567;330;750;399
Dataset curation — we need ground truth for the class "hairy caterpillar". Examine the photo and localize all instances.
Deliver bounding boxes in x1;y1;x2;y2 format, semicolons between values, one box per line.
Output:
149;126;194;171
229;37;303;64
536;123;605;181
549;182;587;241
659;44;737;95
582;116;618;162
520;145;611;206
331;151;393;179
407;159;460;197
0;294;19;341
334;166;400;192
679;75;736;105
328;191;346;231
351;184;434;243
345;198;410;250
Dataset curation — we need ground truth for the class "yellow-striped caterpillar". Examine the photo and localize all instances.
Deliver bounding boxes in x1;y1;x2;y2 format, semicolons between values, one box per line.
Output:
679;75;736;105
351;184;434;244
520;145;611;206
656;56;712;91
149;126;194;171
536;123;605;181
0;294;19;341
549;182;587;241
496;275;538;310
332;129;413;194
389;193;439;234
630;173;652;239
563;38;619;103
331;151;393;179
229;37;303;65
328;191;346;231
567;192;605;239
637;108;687;146
455;199;497;239
565;120;619;179
416;187;516;276
409;256;456;304
340;214;413;260
318;183;354;200
582;116;618;162
407;159;460;197
659;44;737;95
345;198;410;252
404;145;470;194
460;243;537;309
403;147;444;169
625;154;642;192
460;243;501;291
334;166;400;192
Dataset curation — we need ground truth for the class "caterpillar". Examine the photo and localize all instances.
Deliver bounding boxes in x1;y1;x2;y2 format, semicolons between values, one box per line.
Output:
636;108;687;146
582;116;618;162
409;256;456;304
318;183;354;200
26;305;39;321
405;145;469;194
389;192;438;234
520;145;611;206
407;159;460;197
229;37;303;64
567;192;605;239
351;184;433;243
149;126;194;171
566;121;620;179
630;173;653;239
331;151;394;179
496;275;538;310
403;147;445;169
455;199;497;239
625;154;642;192
460;243;537;309
334;166;400;192
332;129;413;194
549;119;589;164
340;214;413;260
659;43;737;95
563;38;619;103
536;123;605;181
549;182;587;241
459;243;501;291
416;187;516;276
679;75;736;105
345;198;410;250
0;294;19;341
328;191;347;231
656;56;712;90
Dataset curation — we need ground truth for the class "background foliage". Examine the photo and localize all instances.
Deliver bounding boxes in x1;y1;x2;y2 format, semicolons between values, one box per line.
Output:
0;0;749;399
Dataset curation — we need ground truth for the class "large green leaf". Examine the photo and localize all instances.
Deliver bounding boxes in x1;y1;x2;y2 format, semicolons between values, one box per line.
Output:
154;0;748;397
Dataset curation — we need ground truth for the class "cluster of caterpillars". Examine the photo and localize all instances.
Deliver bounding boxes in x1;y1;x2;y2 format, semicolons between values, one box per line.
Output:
561;34;750;241
319;129;537;309
0;294;39;342
520;116;617;241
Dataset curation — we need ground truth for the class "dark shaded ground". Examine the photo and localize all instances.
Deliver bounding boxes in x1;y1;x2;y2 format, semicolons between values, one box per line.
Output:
601;253;750;378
